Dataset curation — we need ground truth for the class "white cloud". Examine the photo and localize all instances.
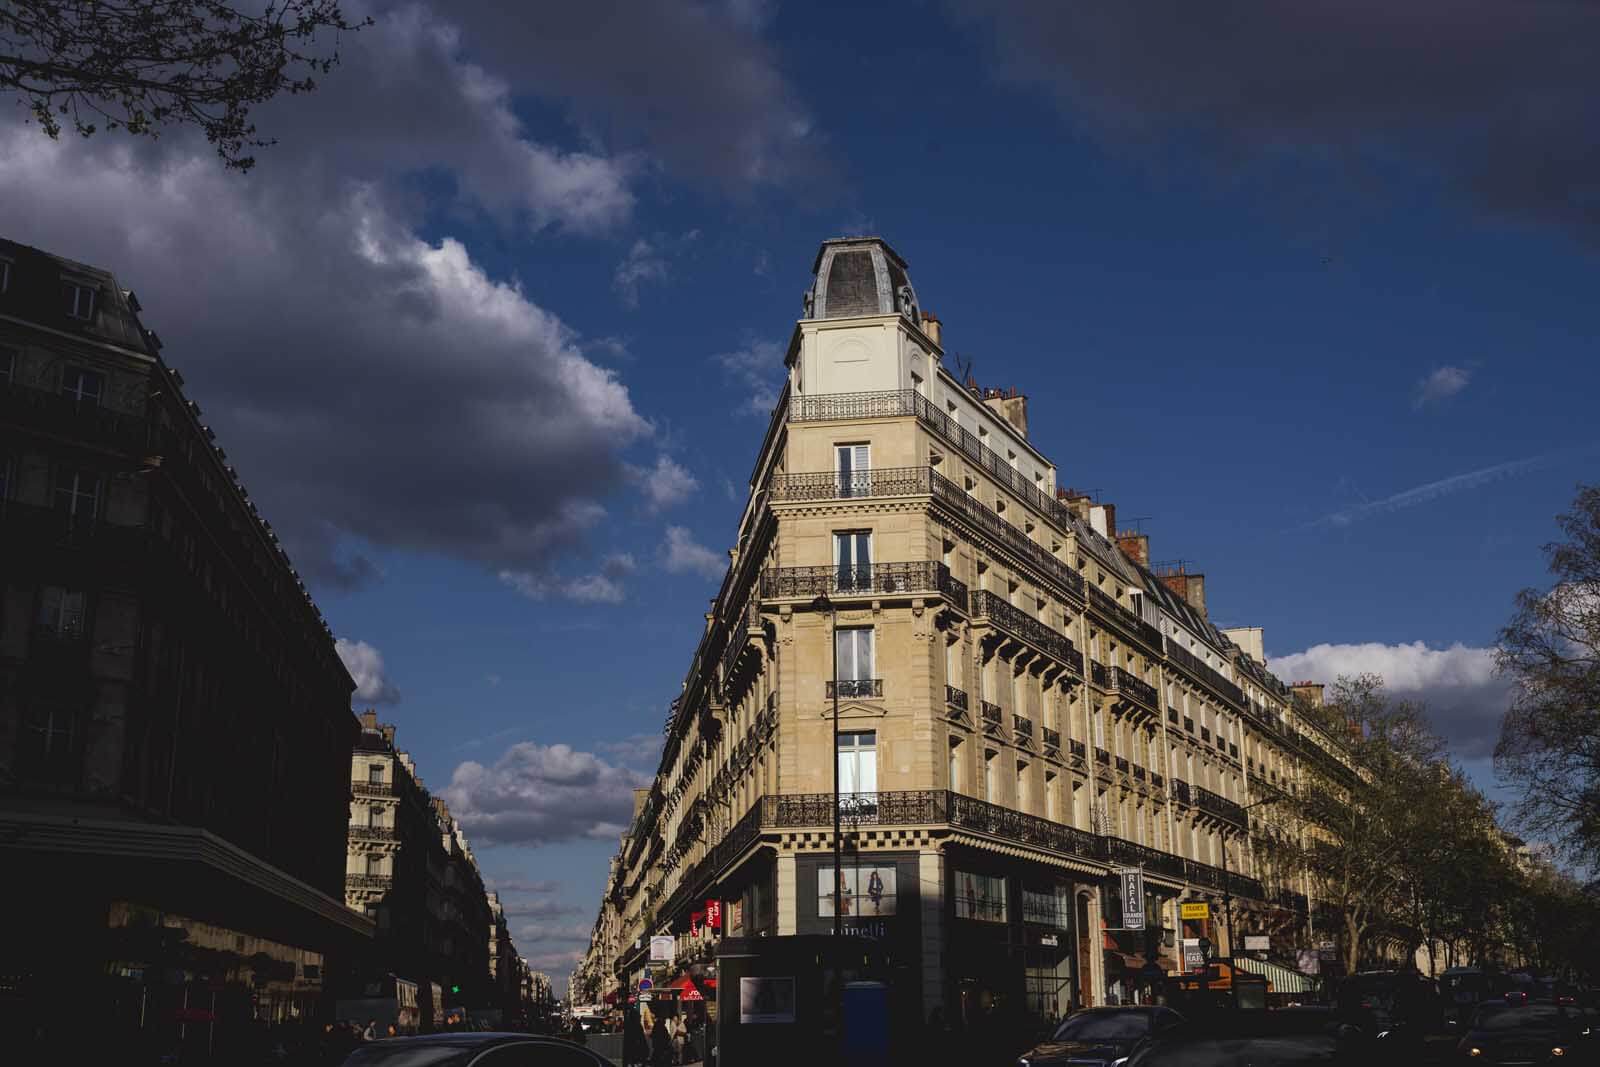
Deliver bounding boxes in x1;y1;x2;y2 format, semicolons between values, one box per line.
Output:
499;553;637;605
503;898;581;919
488;878;562;894
1268;640;1510;758
516;920;593;944
1414;365;1473;408
335;638;402;704
443;742;649;846
713;338;786;415
662;526;726;580
600;733;663;769
1301;450;1569;530
630;455;700;512
613;239;669;308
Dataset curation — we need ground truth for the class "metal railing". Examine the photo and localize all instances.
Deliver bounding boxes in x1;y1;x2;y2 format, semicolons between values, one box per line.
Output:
345;873;392;889
1107;666;1159;710
1132;766;1146;781
1150;772;1165;789
350;826;398;842
1171;779;1192;807
1013;714;1034;738
1087;586;1163;650
351;781;396;796
1041;726;1061;751
927;467;1086;601
971;589;1078;664
980;701;1003;728
761;560;966;608
1194;785;1247;826
1069;739;1087;759
1114;756;1130;773
1090;661;1111;688
768;466;933;502
0;378;150;453
1094;747;1111;765
1165;642;1244;707
945;685;969;713
826;678;882;699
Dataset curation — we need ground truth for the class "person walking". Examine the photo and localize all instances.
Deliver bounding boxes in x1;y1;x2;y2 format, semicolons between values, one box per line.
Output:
650;1012;673;1067
624;1007;647;1067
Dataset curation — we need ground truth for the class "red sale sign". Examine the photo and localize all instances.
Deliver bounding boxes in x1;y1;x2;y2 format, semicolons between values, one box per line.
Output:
704;900;722;930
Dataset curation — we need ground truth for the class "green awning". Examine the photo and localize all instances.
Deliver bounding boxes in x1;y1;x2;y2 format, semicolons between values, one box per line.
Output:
1232;956;1320;995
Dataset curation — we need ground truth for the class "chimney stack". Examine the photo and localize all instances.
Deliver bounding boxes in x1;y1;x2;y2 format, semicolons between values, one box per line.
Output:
920;310;942;346
1290;681;1325;708
360;708;378;730
1116;532;1150;568
1158;570;1207;619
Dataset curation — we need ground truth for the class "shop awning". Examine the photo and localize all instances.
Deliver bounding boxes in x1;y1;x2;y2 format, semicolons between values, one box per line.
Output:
665;974;714;1001
1232;956;1320;995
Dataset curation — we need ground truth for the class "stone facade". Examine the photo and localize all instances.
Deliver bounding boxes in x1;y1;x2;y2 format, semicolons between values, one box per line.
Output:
580;237;1353;1033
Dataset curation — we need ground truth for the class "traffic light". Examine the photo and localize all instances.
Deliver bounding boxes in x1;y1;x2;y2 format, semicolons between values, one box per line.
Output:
450;984;461;995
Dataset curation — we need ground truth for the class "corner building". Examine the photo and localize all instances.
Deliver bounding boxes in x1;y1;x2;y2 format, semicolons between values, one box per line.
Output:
596;238;1348;1032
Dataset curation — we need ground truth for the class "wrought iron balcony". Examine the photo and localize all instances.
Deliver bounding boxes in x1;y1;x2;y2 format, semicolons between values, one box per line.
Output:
927;467;1086;602
1013;714;1034;738
1090;661;1111;688
1042;726;1062;752
766;791;943;827
971;589;1077;663
1114;756;1129;773
1165;642;1245;708
1069;739;1087;759
1107;666;1159;711
352;781;396;797
768;466;932;502
345;873;393;890
1105;836;1186;880
980;701;1003;730
945;685;969;713
1132;766;1146;782
1194;785;1247;826
1094;747;1111;765
826;678;882;699
948;791;1101;858
1087;586;1163;650
761;560;968;611
1171;778;1192;806
350;826;398;842
1150;772;1165;789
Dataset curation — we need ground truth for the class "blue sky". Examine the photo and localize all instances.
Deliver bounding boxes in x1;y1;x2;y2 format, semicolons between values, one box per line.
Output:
3;1;1596;987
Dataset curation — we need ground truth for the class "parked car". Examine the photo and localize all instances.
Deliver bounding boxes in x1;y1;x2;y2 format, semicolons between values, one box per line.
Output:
1454;1001;1597;1064
1015;1006;1185;1067
339;1033;613;1066
1123;1006;1372;1065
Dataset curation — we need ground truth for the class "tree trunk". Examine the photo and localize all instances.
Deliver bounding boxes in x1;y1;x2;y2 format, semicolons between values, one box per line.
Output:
1344;910;1363;976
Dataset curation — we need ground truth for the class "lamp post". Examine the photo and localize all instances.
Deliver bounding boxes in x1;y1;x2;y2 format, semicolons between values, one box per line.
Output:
811;593;842;943
1220;795;1280;958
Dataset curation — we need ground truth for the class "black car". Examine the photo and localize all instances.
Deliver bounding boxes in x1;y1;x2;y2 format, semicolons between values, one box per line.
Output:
1455;1002;1597;1064
1124;1006;1374;1066
339;1033;612;1067
1016;1006;1185;1067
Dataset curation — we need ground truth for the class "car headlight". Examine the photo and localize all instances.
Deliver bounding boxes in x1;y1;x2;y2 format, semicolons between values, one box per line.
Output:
1376;1030;1391;1039
1111;1059;1129;1067
1551;1048;1565;1058
1467;1048;1482;1058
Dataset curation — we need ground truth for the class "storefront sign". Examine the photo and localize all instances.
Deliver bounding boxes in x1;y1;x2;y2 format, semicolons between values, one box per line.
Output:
739;977;796;1024
705;900;722;929
1244;935;1270;952
1180;938;1206;973
727;899;744;936
1039;934;1059;947
649;936;675;963
691;910;704;937
1120;868;1145;929
1180;902;1210;921
839;918;889;940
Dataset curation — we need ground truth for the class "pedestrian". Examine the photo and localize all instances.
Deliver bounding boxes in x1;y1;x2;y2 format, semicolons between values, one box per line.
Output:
624;1007;647;1067
670;1013;687;1064
650;1012;673;1067
362;1019;378;1042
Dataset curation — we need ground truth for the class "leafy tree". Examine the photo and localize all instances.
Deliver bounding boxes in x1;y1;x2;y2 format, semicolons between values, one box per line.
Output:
1;0;368;170
1258;675;1445;975
1496;484;1600;873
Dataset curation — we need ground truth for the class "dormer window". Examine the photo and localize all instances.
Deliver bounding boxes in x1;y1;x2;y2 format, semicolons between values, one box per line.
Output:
64;281;96;320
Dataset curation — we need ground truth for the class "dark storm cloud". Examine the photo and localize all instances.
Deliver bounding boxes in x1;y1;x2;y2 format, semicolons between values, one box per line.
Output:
956;1;1600;241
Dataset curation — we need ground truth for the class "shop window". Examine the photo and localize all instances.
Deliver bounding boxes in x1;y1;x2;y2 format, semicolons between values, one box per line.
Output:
955;870;1007;922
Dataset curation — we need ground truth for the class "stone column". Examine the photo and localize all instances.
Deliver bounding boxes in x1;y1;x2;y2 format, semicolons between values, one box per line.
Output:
918;848;945;1021
776;851;797;936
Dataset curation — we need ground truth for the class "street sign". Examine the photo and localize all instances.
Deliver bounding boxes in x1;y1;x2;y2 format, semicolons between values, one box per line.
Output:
638;978;653;992
1180;938;1206;973
1119;868;1145;929
649;935;674;963
1316;941;1336;962
1180;902;1210;921
1244;934;1270;952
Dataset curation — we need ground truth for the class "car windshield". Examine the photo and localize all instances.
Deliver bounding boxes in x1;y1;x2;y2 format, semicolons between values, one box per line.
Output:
1052;1011;1152;1041
1472;1004;1582;1034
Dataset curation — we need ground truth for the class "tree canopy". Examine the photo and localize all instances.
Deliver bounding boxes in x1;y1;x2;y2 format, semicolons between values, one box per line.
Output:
1;0;368;170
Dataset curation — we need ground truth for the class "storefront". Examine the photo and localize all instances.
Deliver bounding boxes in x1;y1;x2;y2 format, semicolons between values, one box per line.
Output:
794;851;922;1035
1099;876;1180;1006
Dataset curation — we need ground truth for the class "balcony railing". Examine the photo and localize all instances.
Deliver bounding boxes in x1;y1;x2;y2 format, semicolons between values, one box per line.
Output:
1132;766;1146;781
947;791;1102;859
1194;785;1247;826
926;468;1086;602
971;589;1078;664
0;379;150;453
350;826;398;842
1171;779;1192;806
768;465;934;502
352;781;395;796
1165;642;1244;708
1089;660;1111;689
1086;586;1163;650
1094;747;1111;765
1013;714;1034;739
345;873;392;890
1069;739;1087;759
1107;666;1159;710
826;678;882;699
945;685;969;714
980;701;1003;729
766;791;944;828
761;560;966;609
1151;772;1165;789
1114;756;1129;773
1041;726;1062;752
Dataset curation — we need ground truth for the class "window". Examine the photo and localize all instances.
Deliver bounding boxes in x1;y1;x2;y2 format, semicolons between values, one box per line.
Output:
949;737;962;792
1045;771;1058;821
956;870;1007;922
835;625;874;687
1015;761;1028;811
984;749;998;800
0;345;15;383
63;281;96;320
20;701;79;784
367;806;383;828
837;731;877;795
368;763;385;784
835;443;870;498
834;530;872;591
54;467;100;519
37;587;86;636
61;366;102;409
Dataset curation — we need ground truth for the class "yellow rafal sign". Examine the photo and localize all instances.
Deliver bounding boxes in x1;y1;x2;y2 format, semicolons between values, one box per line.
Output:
1180;902;1211;920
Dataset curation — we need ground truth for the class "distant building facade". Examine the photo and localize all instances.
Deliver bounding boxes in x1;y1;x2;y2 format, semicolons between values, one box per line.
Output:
0;236;370;1056
579;237;1355;1030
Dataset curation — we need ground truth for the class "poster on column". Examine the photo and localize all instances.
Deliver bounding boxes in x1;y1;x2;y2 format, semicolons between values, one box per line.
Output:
818;865;897;916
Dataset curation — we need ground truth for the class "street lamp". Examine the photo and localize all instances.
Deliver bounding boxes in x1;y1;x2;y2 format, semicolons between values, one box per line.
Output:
811;593;841;943
1220;795;1280;958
